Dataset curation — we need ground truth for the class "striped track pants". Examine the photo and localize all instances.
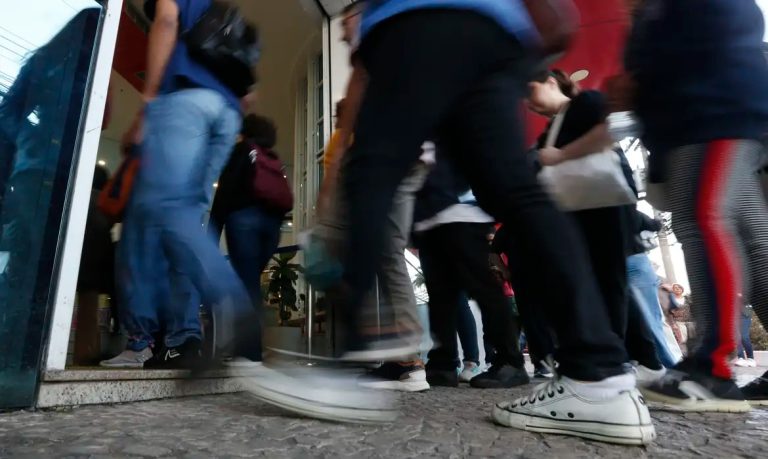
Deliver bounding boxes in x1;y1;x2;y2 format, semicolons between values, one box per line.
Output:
666;139;768;379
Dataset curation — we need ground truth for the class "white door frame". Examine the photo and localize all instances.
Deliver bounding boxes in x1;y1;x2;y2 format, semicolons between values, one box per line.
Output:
43;0;124;371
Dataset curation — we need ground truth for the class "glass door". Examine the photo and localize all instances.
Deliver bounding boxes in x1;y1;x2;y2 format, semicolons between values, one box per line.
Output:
0;0;105;409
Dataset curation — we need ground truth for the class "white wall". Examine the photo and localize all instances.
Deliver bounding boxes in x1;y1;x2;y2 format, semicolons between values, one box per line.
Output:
328;17;353;117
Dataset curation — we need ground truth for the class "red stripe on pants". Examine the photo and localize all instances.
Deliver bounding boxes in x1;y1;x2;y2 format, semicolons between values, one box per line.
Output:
696;140;741;379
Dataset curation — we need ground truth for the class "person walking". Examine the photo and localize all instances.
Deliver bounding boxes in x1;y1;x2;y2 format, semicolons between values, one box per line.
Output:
627;210;683;369
734;303;756;368
208;115;289;364
249;0;655;445
624;0;768;410
104;0;259;369
413;156;529;390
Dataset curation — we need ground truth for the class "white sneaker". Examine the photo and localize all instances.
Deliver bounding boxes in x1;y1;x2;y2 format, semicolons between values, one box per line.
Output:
358;362;430;392
492;378;656;446
635;365;667;388
746;359;758;368
734;358;749;368
239;366;399;424
459;362;482;383
99;348;153;368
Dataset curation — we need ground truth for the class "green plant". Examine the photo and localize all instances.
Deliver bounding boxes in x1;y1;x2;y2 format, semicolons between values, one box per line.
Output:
750;311;768;351
266;251;304;324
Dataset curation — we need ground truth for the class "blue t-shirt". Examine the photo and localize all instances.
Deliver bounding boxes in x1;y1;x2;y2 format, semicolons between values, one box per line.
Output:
361;0;537;44
159;0;240;110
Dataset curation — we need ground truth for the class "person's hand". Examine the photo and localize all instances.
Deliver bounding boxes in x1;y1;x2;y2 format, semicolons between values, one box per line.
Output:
539;146;566;166
121;111;144;154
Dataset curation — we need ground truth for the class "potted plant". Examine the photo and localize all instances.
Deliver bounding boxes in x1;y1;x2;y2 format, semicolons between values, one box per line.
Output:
266;251;304;325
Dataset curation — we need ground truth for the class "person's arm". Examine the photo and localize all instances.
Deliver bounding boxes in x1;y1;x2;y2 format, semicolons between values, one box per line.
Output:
538;92;613;166
122;0;180;148
317;62;368;214
638;211;663;233
539;123;612;166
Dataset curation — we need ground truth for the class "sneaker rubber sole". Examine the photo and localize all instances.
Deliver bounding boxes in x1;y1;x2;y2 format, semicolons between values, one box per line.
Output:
639;387;752;413
358;379;431;392
747;399;768;407
491;404;656;446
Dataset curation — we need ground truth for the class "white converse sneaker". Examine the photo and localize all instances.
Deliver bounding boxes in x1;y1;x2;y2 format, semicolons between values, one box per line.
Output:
492;378;656;446
99;348;153;368
734;358;749;368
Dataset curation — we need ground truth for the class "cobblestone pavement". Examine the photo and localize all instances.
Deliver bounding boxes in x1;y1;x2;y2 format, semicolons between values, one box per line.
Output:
0;368;766;458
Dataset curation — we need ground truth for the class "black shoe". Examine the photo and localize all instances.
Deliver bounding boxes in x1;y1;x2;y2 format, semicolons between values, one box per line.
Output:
145;338;204;370
640;368;750;413
470;364;530;389
425;368;459;388
741;370;768;407
533;366;554;379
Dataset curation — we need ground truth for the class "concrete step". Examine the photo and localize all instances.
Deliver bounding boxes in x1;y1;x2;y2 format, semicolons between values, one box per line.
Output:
37;368;258;408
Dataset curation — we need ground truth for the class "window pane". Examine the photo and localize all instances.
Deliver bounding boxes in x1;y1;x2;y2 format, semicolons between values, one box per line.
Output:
0;1;103;409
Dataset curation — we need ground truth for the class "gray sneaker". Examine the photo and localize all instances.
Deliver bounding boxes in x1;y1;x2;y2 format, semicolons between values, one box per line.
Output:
100;348;153;368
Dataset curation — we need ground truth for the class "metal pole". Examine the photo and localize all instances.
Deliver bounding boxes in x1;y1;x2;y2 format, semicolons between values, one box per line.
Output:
375;276;381;335
306;284;314;358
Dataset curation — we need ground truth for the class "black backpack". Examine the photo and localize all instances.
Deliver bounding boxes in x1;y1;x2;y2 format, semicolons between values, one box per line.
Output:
172;1;260;97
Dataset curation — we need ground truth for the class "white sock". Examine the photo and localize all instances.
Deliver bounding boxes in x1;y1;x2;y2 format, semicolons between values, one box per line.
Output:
562;373;636;400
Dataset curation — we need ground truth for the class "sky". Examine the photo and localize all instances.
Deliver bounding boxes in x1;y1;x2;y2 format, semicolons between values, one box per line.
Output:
0;0;100;95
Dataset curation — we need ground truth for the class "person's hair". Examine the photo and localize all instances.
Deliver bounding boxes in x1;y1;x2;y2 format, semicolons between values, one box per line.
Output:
549;69;579;98
93;165;109;191
241;114;277;149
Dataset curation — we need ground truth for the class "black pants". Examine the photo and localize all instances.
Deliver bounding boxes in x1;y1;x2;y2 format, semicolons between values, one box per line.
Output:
571;206;661;369
417;223;524;371
341;10;627;381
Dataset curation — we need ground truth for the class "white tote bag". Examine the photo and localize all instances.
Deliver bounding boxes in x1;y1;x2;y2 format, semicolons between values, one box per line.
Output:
538;106;637;211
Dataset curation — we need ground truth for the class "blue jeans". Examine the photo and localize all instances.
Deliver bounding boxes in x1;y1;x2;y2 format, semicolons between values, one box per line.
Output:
456;292;479;365
737;313;754;359
627;253;679;368
118;89;250;352
220;207;282;313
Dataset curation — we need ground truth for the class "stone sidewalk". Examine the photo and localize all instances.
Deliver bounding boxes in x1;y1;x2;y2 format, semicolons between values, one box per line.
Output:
1;369;766;458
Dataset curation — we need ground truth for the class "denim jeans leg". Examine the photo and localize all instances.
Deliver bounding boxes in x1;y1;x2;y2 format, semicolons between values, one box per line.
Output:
138;89;252;357
456;292;480;365
627;254;681;367
225;207;282;361
226;207;282;308
116;204;165;352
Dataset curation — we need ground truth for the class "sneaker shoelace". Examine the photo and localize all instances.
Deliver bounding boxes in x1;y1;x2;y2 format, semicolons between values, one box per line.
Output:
512;357;565;407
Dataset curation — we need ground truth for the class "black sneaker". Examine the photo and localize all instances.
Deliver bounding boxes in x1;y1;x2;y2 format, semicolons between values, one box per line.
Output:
640;369;751;413
145;338;204;370
358;362;430;392
426;368;459;388
533;366;554;379
470;364;530;389
740;371;768;407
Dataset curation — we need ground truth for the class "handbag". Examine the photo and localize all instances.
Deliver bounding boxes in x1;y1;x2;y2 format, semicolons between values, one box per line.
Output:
250;145;293;215
538;105;637;211
97;146;140;222
182;0;260;97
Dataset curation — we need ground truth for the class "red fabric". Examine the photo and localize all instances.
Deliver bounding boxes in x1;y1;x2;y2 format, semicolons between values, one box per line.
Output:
696;140;741;379
525;0;630;144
